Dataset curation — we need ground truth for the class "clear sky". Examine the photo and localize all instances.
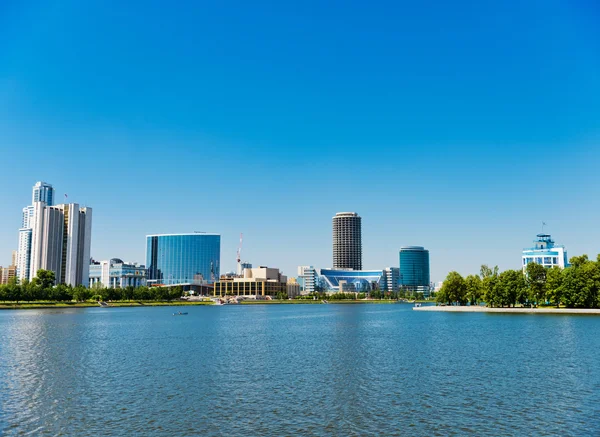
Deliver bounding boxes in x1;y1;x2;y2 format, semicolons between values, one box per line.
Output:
1;0;599;282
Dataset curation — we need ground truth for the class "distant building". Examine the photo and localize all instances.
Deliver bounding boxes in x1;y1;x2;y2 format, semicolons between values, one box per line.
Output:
297;265;318;294
29;202;92;286
333;212;362;270
320;269;383;293
399;246;430;295
287;278;301;298
382;267;400;292
522;234;569;271
89;258;147;288
214;266;291;297
146;233;221;286
0;265;17;285
1;251;18;285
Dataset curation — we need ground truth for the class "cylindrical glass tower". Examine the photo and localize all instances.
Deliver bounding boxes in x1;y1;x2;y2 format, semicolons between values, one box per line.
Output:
399;246;430;288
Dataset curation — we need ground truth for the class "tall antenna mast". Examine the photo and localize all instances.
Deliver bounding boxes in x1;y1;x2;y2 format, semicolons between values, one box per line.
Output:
236;233;243;276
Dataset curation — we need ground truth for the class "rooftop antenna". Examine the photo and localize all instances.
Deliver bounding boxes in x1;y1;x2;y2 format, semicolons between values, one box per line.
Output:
542;221;547;234
236;233;243;276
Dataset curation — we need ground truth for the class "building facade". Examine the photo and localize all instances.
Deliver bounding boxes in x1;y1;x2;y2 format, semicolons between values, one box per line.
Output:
146;233;221;286
0;265;17;285
382;267;400;292
522;234;569;271
297;265;318;294
320;269;383;292
399;246;430;293
214;266;290;297
89;258;147;288
332;212;362;270
29;202;92;286
16;182;55;281
32;181;55;205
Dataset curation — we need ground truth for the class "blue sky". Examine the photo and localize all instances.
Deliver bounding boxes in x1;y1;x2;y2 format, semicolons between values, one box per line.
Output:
1;0;599;282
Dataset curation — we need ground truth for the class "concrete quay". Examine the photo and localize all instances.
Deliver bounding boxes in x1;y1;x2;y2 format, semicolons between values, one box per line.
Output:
413;306;600;315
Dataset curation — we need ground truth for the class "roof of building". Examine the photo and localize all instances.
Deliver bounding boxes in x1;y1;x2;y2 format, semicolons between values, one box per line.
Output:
146;233;220;237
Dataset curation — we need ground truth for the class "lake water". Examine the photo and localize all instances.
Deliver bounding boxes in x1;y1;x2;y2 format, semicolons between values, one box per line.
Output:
1;303;599;436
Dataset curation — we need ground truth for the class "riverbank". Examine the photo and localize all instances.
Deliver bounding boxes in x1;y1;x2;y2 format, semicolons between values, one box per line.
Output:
0;301;214;310
240;299;398;305
413;306;600;314
0;299;407;310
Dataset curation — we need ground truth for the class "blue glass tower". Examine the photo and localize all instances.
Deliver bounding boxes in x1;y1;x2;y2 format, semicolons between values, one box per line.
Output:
399;246;430;289
146;233;221;285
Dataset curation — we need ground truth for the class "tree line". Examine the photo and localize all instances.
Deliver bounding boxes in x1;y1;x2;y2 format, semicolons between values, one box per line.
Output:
436;255;600;308
0;269;184;303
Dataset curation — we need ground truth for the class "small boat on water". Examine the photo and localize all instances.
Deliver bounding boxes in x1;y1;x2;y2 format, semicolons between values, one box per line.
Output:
173;311;188;316
414;303;422;308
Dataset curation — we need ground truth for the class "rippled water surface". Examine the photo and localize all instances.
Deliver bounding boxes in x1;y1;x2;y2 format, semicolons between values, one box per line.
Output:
1;304;600;436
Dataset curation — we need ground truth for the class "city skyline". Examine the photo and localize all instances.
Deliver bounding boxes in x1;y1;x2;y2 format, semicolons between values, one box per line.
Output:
1;1;599;282
1;179;597;284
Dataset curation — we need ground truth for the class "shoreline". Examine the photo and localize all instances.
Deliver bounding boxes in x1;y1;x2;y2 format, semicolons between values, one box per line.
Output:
0;299;404;310
0;301;214;310
413;306;600;315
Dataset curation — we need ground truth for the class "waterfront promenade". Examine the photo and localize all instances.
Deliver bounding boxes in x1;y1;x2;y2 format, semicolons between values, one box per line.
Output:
414;305;600;314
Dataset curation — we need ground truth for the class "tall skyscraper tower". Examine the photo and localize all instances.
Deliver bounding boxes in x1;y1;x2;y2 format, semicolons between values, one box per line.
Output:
29;202;92;286
332;212;362;270
17;181;55;281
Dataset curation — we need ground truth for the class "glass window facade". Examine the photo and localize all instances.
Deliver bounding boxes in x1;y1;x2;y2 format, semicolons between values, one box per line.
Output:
146;234;221;285
399;246;430;287
320;269;383;292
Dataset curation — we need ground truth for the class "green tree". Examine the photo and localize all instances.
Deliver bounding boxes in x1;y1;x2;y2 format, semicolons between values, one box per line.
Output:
561;256;599;308
545;267;564;308
465;274;483;305
72;285;91;302
497;270;525;308
35;269;56;290
526;262;547;307
437;271;467;305
480;265;499;280
481;265;500;307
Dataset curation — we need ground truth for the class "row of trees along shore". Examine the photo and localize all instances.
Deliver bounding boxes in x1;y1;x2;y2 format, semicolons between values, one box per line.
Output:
436;255;600;308
0;270;184;303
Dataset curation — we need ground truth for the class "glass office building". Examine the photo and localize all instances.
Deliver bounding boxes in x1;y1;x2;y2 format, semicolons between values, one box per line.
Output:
399;246;430;290
320;269;383;292
146;233;221;285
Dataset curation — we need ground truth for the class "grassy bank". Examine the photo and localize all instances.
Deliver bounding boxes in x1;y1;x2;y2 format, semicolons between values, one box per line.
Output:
0;300;214;310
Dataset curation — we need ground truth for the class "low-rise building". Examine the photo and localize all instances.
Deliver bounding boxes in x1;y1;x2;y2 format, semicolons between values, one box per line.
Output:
89;258;147;288
0;265;17;285
320;269;383;293
214;266;291;298
522;233;569;271
287;278;301;298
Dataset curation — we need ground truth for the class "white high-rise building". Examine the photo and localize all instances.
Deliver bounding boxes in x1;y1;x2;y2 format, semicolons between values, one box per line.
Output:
382;267;399;292
297;265;318;295
30;202;92;286
16;182;55;281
